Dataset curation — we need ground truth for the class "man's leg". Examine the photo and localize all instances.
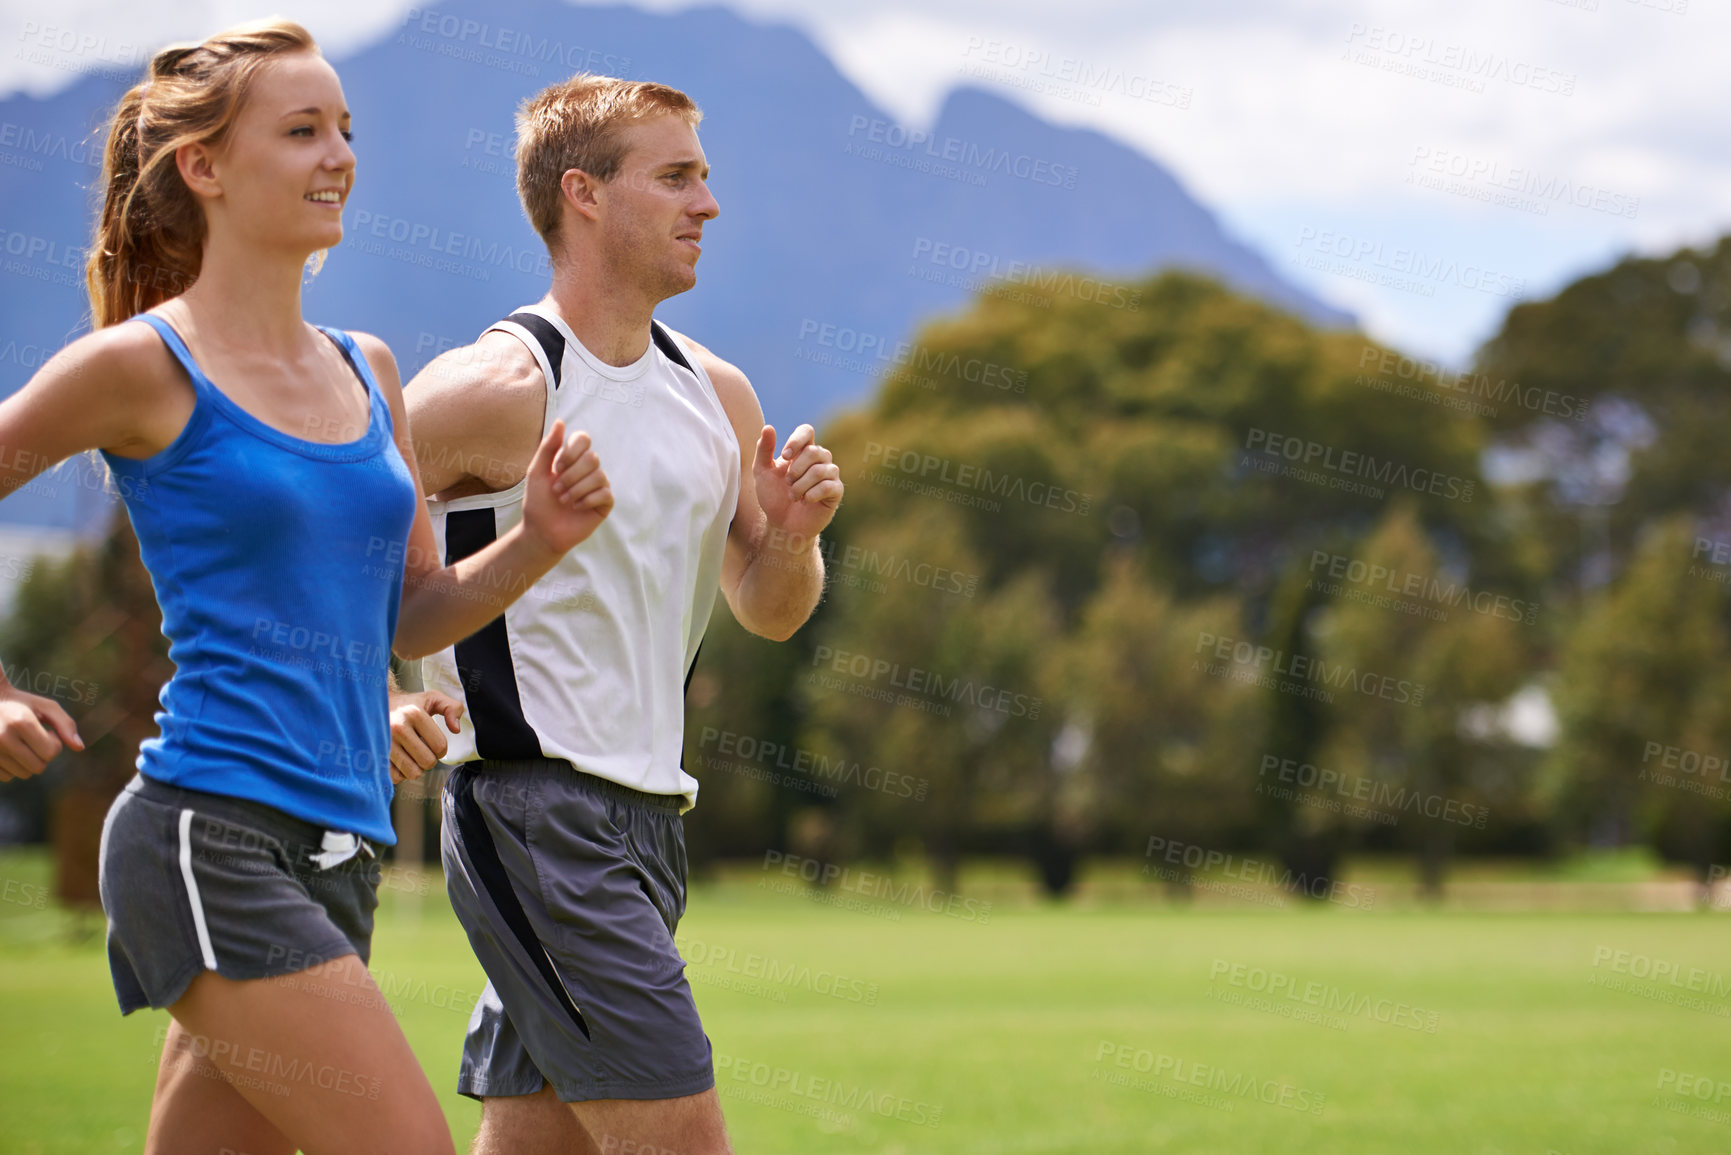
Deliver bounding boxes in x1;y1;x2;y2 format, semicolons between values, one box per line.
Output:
443;763;723;1153
471;1085;731;1155
569;1088;732;1155
470;1084;595;1155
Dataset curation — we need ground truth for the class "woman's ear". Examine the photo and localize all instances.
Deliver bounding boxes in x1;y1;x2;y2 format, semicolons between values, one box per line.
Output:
176;140;223;200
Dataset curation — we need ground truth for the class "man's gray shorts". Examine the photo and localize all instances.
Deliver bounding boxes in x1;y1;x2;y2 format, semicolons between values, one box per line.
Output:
441;759;713;1103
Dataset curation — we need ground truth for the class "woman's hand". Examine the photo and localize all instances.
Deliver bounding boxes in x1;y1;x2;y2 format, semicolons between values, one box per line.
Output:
0;685;84;781
521;419;613;559
387;690;464;785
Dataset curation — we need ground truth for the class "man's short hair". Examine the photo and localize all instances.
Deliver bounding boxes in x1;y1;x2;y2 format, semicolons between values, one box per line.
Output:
515;74;702;247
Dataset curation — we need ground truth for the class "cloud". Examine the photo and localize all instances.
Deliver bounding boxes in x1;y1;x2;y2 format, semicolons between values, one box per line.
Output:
581;0;1731;362
2;0;1724;364
0;0;419;96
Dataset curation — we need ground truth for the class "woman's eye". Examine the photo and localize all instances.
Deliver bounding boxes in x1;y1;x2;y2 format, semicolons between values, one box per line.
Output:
341;129;354;142
290;125;313;136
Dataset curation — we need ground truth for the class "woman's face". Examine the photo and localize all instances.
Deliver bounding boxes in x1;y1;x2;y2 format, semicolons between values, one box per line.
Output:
184;51;355;259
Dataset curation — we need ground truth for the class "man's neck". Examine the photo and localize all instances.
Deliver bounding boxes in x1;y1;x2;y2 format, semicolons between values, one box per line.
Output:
544;261;659;367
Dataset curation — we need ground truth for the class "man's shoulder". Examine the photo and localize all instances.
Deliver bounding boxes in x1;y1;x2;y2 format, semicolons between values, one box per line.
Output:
401;329;546;494
664;331;765;453
665;329;754;409
407;328;545;401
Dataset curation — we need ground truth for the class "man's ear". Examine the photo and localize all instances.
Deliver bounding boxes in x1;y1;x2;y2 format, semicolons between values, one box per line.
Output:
560;168;603;224
176;140;223;200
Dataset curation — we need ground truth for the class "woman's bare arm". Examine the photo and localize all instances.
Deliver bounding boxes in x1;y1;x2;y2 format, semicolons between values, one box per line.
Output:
351;334;612;661
0;320;191;776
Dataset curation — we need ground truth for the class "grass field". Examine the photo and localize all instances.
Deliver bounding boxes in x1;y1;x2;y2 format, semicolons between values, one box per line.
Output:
3;848;1730;1154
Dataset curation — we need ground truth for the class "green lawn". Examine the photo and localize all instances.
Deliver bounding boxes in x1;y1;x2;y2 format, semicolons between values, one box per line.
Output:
2;848;1730;1154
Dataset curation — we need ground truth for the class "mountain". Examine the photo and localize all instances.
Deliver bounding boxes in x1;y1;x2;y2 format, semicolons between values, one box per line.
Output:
0;0;1351;530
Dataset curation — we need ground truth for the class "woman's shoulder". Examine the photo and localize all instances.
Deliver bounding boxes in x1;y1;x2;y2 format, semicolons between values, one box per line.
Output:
329;329;400;392
44;315;187;409
0;313;195;468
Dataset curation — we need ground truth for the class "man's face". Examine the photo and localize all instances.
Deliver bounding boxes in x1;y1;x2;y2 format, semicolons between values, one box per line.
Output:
596;114;719;300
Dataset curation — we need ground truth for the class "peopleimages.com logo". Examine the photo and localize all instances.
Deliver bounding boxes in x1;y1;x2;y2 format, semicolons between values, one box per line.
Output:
844;116;1078;189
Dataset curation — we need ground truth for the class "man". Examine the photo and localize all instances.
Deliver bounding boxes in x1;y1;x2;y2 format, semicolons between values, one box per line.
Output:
388;75;841;1154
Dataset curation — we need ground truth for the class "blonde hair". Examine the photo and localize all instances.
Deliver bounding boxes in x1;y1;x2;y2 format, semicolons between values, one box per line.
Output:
86;19;320;328
514;74;701;247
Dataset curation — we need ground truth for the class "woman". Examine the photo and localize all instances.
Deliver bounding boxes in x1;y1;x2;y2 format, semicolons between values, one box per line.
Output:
0;20;612;1154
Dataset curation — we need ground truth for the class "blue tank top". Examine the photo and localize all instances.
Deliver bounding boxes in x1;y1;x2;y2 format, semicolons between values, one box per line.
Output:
101;312;417;843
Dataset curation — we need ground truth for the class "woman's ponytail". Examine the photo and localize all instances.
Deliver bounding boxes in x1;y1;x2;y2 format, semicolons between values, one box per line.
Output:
83;21;318;328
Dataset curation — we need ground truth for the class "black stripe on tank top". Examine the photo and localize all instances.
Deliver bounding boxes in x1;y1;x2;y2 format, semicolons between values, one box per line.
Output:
505;312;565;389
662;319;701;772
445;509;542;759
651;320;693;372
680;640;703;773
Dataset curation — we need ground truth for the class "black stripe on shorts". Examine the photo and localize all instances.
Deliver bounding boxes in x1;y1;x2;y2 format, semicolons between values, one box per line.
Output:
449;765;591;1040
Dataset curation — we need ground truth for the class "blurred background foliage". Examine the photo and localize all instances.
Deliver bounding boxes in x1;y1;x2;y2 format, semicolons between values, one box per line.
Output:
9;235;1731;904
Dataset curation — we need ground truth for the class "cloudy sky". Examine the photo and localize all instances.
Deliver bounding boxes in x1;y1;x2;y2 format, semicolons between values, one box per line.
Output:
3;0;1724;366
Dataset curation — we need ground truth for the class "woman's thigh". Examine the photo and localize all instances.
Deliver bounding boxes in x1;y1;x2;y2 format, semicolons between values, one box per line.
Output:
164;955;454;1155
147;1019;296;1155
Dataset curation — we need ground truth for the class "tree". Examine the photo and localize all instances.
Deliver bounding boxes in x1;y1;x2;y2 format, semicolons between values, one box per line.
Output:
798;499;1060;894
0;509;168;908
1473;237;1731;596
1057;555;1260;867
1311;503;1527;897
1542;515;1726;865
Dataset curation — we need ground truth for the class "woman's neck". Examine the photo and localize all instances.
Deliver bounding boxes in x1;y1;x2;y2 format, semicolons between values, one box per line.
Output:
171;234;316;355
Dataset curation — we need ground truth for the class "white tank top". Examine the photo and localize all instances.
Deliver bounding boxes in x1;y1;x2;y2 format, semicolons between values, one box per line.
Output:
421;303;740;810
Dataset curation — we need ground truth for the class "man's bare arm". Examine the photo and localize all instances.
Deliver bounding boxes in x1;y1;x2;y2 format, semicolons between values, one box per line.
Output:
384;330;555;779
684;336;842;642
354;333;613;660
401;330;547;499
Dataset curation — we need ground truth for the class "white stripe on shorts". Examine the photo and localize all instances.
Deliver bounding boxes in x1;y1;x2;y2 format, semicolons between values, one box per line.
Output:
177;808;218;971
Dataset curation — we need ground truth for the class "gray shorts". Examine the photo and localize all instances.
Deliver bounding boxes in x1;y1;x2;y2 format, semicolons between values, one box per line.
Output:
441;759;712;1103
99;774;380;1014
